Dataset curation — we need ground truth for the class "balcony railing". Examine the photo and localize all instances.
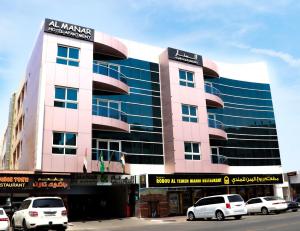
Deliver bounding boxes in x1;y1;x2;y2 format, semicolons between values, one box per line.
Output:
205;83;221;98
211;154;228;165
92;149;122;161
92;104;127;122
93;61;127;84
208;118;224;130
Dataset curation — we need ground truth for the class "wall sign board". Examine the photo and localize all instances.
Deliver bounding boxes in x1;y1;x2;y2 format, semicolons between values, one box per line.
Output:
168;47;203;66
44;18;94;42
148;174;283;188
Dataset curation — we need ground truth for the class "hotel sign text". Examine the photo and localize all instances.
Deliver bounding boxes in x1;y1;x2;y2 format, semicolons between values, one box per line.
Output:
44;19;94;42
168;47;203;66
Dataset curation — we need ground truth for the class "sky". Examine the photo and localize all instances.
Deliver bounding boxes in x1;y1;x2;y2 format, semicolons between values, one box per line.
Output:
0;0;299;172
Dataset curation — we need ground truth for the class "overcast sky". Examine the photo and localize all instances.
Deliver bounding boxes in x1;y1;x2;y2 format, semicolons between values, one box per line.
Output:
0;0;299;172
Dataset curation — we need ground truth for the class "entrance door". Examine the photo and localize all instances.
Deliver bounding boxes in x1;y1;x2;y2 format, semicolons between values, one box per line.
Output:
168;193;180;214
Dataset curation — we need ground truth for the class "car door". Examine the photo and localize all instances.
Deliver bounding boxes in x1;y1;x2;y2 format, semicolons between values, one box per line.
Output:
251;198;263;213
246;199;256;213
194;198;208;218
205;197;221;218
14;200;31;227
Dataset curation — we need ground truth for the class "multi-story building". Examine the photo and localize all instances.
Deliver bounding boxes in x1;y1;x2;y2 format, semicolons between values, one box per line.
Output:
0;19;283;219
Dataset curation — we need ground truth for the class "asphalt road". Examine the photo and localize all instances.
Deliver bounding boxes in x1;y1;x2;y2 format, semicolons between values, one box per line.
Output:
68;211;300;231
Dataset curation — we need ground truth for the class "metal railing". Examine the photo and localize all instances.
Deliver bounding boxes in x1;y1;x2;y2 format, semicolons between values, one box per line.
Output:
208;118;224;130
93;61;127;84
92;104;127;122
205;83;221;98
92;149;122;161
211;154;228;165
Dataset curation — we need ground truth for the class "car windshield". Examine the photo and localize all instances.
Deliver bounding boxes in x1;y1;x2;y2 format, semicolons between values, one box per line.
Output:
228;195;244;202
264;196;282;201
32;198;64;208
0;209;3;215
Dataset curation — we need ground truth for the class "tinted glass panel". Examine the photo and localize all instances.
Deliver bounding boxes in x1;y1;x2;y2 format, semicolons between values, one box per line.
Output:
56;58;68;65
57;46;67;57
185;143;192;152
52;147;64;154
67;89;77;101
55;88;65;100
65;133;76;146
228;195;244;202
53;133;64;145
69;48;79;59
32;199;64;208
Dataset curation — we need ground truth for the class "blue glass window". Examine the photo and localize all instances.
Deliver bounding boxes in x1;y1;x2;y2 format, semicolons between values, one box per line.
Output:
184;142;201;160
56;45;79;67
52;132;77;155
182;104;198;122
179;69;195;88
54;87;78;109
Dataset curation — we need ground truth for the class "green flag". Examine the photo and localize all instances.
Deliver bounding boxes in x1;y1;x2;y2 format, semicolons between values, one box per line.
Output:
99;150;105;173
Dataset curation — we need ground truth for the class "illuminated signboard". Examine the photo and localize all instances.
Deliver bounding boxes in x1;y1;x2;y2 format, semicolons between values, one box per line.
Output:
44;18;94;42
148;174;283;188
168;47;203;66
33;176;70;189
0;174;70;191
0;176;31;189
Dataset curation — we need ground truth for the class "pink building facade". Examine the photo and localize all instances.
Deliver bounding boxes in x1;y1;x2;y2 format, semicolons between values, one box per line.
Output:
0;19;284;219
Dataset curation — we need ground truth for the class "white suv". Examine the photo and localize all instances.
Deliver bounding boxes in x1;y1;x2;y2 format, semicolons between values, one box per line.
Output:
11;197;68;231
187;194;247;221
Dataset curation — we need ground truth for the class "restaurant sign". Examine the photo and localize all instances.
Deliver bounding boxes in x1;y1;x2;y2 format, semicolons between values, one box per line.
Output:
0;174;70;191
33;176;70;189
0;176;30;188
148;174;283;188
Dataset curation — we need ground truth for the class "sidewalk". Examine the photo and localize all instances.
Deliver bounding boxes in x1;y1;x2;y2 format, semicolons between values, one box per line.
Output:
67;216;186;230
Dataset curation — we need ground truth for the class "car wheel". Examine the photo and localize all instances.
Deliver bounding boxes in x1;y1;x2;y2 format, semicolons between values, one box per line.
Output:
56;228;66;231
22;219;28;231
261;207;269;215
11;219;17;231
216;210;225;221
234;215;242;220
188;212;195;221
292;209;298;212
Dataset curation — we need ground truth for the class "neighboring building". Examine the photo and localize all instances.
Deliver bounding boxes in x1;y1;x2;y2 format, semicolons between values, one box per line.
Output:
0;94;16;169
0;19;283;219
286;171;300;200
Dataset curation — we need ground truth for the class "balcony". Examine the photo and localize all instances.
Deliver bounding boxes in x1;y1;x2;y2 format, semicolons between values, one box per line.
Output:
205;84;224;108
91;149;126;174
93;61;129;94
92;104;129;132
203;58;219;78
211;154;228;165
208;118;227;140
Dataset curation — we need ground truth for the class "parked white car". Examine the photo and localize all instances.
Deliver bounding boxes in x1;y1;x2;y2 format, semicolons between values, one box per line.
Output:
245;196;287;215
187;194;247;221
11;197;68;231
0;208;10;231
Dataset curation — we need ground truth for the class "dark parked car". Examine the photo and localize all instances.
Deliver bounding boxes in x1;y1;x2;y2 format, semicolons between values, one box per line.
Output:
286;201;298;212
295;198;300;207
0;202;22;218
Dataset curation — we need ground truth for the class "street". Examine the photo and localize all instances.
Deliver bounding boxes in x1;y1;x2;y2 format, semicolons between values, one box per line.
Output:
67;211;300;231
